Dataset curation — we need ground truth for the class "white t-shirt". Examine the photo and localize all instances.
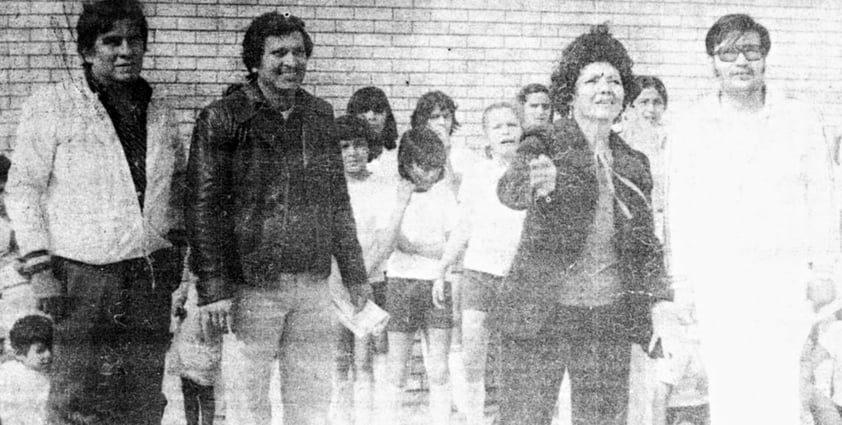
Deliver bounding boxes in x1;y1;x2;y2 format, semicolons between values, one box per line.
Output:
347;175;393;283
387;182;458;281
0;360;49;425
367;148;398;184
459;160;525;277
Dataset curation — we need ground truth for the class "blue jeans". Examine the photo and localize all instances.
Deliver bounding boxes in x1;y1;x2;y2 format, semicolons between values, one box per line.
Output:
231;274;334;425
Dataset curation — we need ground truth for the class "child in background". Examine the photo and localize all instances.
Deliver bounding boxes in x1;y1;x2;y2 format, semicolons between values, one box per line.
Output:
0;314;53;425
381;126;457;425
517;84;553;128
652;299;709;425
346;86;399;165
433;102;525;425
329;115;396;425
170;269;222;425
802;277;842;425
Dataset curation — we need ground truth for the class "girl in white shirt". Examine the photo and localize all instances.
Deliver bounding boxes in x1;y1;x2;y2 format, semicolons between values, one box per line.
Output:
433;102;525;425
379;126;457;425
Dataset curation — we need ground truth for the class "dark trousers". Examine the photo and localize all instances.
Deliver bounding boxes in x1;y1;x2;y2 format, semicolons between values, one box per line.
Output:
181;377;215;425
498;304;632;425
47;248;182;425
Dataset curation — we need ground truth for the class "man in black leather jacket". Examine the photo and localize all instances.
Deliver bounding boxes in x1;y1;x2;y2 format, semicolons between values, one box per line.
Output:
185;12;371;425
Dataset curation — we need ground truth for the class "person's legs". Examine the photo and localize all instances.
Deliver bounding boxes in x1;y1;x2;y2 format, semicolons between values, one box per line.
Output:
460;270;498;425
121;248;182;425
385;331;415;424
277;275;335;425
498;335;567;425
352;332;375;424
462;309;489;425
198;383;216;425
182;377;201;425
383;277;426;423
330;324;355;425
232;286;288;425
424;280;454;424
48;258;123;425
566;307;631;425
364;279;389;423
425;327;453;424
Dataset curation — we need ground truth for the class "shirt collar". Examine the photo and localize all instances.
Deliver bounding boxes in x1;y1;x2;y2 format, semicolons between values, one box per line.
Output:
242;79;306;116
84;67;152;106
703;83;786;122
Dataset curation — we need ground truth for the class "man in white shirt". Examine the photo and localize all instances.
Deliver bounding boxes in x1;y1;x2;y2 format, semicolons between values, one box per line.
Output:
665;13;840;425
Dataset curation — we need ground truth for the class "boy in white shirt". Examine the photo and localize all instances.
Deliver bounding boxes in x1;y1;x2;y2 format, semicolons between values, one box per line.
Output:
433;102;525;425
0;314;53;425
382;126;457;424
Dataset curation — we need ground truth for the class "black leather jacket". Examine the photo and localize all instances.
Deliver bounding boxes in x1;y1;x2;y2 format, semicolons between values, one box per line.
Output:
186;82;367;306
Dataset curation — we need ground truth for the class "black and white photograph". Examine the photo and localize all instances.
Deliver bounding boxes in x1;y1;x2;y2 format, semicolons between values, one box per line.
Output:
1;1;841;424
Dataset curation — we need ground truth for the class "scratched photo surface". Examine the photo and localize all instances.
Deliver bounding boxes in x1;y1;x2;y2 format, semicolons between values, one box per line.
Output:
1;1;842;425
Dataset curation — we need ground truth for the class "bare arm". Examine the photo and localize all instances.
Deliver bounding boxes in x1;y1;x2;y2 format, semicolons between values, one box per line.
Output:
365;179;415;275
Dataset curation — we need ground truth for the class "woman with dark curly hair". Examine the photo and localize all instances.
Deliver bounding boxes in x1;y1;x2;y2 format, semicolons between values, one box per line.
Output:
495;25;672;425
347;86;399;161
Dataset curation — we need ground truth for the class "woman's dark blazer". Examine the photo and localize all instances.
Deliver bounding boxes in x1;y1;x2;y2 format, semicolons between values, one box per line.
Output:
494;117;672;345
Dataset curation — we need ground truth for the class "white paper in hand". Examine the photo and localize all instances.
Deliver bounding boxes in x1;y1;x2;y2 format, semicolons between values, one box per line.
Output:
332;298;390;338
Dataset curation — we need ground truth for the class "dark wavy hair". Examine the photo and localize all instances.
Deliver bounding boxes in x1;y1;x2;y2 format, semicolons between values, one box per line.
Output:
549;24;635;118
410;91;460;135
242;12;313;78
628;75;668;109
10;314;53;356
517;83;550;103
705;14;770;57
76;0;148;59
346;86;398;158
335;114;377;162
397;127;446;185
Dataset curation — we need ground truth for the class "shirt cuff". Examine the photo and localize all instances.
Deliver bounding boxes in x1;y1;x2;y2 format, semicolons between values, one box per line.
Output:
18;250;51;277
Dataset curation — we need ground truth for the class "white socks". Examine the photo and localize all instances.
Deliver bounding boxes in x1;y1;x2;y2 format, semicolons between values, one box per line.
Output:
464;381;486;425
429;383;452;425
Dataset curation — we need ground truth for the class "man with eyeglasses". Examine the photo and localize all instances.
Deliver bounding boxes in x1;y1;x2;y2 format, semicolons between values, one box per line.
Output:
665;13;840;425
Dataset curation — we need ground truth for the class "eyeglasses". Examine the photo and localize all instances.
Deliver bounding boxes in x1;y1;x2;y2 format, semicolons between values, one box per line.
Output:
715;45;764;62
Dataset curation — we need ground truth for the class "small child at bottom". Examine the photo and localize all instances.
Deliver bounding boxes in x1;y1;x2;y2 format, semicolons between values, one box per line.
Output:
170;274;223;425
0;314;53;425
652;303;709;425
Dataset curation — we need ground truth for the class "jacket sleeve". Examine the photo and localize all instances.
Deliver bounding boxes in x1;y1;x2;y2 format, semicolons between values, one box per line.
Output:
185;105;237;305
6;87;59;281
324;108;368;289
629;150;672;302
497;124;554;210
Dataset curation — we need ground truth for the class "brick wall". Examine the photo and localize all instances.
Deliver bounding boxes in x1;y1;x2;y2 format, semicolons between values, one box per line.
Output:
2;0;842;152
